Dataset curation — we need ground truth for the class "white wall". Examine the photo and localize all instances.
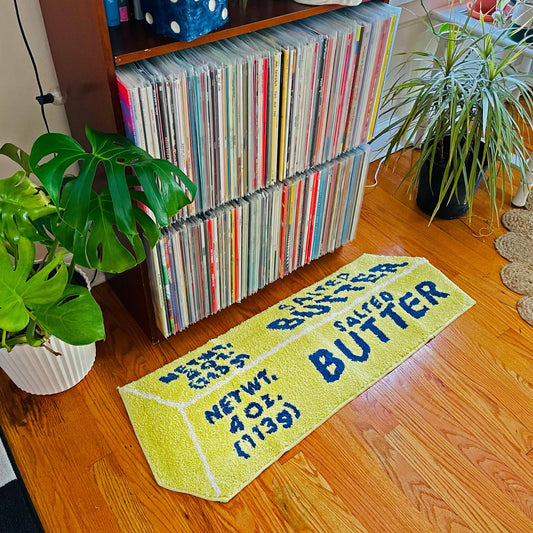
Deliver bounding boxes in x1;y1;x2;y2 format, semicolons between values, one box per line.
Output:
0;0;70;176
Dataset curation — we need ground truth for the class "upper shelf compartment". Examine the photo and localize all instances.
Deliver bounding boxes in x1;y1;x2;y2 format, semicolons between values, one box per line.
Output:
109;0;345;65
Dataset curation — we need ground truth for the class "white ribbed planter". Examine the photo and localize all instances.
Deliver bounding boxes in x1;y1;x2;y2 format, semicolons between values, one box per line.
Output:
0;267;97;395
0;338;96;395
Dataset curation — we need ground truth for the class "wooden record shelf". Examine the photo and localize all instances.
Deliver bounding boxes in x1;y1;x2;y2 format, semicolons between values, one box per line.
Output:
38;0;371;343
110;0;345;65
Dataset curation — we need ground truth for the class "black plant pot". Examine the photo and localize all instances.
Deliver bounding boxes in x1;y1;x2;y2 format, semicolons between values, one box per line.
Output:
416;140;485;220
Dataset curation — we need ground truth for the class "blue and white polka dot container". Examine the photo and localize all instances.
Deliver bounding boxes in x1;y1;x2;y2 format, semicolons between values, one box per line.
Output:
140;0;229;42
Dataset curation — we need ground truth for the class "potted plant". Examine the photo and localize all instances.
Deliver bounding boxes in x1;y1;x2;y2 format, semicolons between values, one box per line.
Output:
373;9;533;223
0;126;196;394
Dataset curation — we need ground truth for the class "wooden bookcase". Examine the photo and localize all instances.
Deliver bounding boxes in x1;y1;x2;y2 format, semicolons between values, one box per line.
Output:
37;0;369;342
38;0;345;146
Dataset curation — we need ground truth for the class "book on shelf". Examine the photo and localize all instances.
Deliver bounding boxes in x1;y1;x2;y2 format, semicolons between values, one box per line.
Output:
117;0;129;22
103;0;120;27
121;3;400;337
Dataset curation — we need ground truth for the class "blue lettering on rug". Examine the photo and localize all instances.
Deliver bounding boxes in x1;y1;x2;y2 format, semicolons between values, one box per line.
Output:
309;349;345;382
266;261;409;331
158;343;251;389
200;368;302;460
308;280;449;383
204;369;277;424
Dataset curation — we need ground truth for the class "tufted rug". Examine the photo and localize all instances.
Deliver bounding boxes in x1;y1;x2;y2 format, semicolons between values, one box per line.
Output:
119;254;475;502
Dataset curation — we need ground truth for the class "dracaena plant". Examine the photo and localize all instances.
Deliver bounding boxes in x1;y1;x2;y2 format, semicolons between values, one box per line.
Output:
0;126;196;352
373;9;533;223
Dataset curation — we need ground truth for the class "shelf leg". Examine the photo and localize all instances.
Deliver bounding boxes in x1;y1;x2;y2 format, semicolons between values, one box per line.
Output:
512;151;533;207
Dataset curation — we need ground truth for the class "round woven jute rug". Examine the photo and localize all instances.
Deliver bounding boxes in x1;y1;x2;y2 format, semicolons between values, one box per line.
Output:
517;296;533;326
495;192;533;326
494;233;533;263
502;210;533;234
500;262;533;295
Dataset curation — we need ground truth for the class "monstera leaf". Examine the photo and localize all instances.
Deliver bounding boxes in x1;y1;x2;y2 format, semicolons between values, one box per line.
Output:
29;126;196;273
0;170;57;244
53;182;160;272
0;238;105;348
31;284;105;346
0;143;31;174
0;237;67;333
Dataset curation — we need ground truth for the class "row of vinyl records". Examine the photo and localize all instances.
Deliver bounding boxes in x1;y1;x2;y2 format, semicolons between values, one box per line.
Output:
117;2;400;216
149;146;370;337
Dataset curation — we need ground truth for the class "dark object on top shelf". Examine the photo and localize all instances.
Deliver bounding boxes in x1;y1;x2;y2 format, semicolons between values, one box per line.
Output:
140;0;229;41
509;0;533;43
508;22;533;42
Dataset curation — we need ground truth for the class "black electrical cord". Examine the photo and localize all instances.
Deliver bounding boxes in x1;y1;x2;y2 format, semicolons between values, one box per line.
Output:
90;269;99;285
13;0;50;133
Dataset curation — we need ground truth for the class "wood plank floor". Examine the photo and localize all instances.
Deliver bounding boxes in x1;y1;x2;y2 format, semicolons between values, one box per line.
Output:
1;154;532;532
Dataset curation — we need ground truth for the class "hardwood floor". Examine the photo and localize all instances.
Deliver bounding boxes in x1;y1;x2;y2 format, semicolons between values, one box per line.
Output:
1;154;532;532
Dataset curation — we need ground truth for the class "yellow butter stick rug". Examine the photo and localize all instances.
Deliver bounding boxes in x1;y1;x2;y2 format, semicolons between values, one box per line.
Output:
119;255;475;502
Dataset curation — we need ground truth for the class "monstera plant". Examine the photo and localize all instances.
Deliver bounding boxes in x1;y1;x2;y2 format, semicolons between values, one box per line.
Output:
0;126;196;353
